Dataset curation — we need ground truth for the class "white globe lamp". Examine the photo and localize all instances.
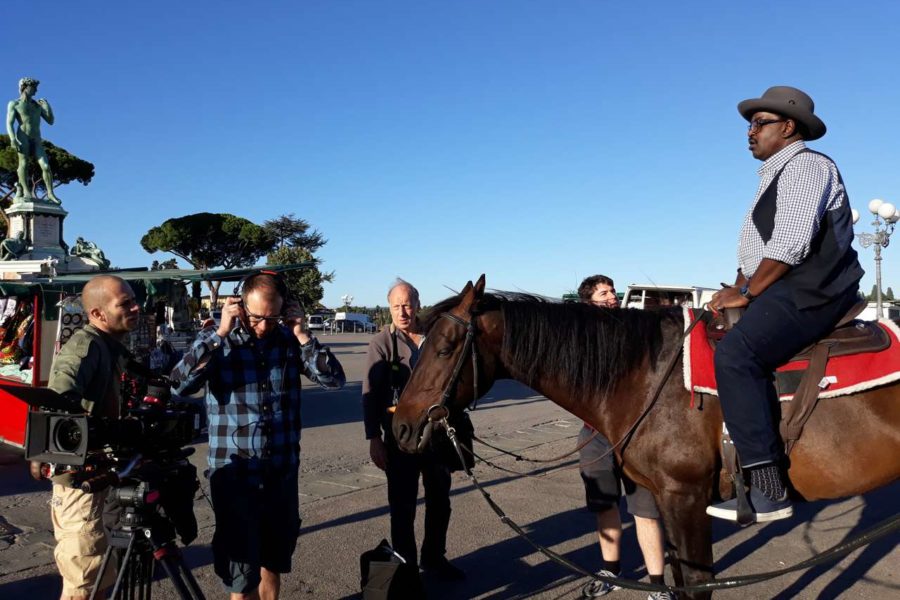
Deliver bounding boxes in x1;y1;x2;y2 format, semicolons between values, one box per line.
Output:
869;198;884;214
877;202;896;221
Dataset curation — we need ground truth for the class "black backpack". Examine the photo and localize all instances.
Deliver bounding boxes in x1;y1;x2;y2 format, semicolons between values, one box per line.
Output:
360;539;425;599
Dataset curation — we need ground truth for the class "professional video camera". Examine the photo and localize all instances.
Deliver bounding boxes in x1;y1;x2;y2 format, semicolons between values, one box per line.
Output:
1;372;207;599
16;374;198;468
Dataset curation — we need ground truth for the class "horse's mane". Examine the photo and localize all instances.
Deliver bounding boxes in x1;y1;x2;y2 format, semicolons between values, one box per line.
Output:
423;292;674;400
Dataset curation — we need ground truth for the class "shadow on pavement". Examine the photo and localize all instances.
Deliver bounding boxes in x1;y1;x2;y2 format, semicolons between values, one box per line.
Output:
713;481;899;598
0;573;61;597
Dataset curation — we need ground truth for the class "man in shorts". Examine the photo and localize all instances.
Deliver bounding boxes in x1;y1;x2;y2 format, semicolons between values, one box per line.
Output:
172;272;345;599
577;275;672;600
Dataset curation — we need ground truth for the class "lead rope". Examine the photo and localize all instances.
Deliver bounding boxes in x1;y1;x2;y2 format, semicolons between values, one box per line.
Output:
440;415;900;594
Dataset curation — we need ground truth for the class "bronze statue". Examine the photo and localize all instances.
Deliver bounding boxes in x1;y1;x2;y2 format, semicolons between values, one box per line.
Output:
6;77;61;204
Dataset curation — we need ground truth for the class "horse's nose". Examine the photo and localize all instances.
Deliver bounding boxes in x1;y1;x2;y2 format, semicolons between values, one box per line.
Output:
397;422;411;445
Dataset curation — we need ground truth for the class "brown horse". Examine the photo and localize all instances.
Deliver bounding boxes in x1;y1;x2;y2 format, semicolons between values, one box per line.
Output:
392;276;900;599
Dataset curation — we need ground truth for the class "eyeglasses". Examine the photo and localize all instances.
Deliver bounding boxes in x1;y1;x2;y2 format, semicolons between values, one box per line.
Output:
747;118;786;133
245;311;284;325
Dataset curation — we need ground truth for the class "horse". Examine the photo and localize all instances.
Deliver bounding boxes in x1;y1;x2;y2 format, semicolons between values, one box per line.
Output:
391;276;900;599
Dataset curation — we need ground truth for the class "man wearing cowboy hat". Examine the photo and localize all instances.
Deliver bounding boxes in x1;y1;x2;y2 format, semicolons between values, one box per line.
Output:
707;86;864;522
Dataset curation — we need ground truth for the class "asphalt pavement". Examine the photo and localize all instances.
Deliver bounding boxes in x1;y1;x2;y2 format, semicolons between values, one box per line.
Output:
0;333;897;599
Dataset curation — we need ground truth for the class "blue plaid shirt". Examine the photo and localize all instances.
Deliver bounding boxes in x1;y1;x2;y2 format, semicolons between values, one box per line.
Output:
171;326;345;477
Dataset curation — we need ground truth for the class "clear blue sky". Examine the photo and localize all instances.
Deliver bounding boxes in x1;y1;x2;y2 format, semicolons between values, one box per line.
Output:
10;1;900;307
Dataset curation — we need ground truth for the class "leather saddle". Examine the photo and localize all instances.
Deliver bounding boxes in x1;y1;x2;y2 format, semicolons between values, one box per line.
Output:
704;298;889;361
703;298;890;457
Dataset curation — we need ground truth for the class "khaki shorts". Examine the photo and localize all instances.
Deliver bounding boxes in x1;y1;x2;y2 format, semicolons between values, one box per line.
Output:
50;483;118;596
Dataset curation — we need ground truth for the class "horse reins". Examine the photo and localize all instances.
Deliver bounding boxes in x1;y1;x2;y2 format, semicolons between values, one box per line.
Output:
426;308;709;474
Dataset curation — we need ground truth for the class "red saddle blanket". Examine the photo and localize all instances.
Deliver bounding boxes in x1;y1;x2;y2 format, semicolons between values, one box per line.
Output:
682;308;900;400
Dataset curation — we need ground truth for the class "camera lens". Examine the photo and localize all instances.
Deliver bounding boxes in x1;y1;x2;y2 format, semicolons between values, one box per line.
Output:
53;418;83;452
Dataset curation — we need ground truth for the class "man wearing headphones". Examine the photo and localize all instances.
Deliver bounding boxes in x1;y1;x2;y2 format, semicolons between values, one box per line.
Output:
172;272;345;600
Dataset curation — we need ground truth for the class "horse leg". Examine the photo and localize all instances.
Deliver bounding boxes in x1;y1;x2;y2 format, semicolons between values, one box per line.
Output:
657;489;714;600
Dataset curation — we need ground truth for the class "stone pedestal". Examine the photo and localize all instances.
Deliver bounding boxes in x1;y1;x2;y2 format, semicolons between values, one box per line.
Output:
6;200;69;262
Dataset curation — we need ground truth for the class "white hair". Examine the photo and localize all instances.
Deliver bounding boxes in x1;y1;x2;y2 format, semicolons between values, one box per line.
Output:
387;278;420;308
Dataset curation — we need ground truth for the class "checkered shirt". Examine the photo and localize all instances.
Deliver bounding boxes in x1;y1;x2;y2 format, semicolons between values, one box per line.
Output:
171;326;345;477
737;141;851;277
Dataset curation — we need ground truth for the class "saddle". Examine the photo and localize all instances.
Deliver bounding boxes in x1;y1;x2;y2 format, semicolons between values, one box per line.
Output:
704;298;890;456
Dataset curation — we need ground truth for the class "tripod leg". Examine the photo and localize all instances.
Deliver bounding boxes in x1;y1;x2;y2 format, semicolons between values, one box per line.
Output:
154;546;205;600
107;532;137;600
88;544;117;600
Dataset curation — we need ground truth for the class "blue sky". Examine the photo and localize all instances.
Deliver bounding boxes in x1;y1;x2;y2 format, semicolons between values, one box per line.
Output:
8;1;900;307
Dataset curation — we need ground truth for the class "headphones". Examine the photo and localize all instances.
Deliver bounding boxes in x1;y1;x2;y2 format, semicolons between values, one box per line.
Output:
234;269;290;303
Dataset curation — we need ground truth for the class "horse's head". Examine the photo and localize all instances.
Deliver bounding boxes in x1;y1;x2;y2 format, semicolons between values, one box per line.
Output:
393;274;502;454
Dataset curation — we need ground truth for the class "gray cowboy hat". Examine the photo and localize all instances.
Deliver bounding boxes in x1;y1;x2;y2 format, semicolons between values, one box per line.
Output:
738;86;826;140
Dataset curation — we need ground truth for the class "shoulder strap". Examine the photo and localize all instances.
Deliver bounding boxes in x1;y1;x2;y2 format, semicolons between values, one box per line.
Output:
389;326;401;404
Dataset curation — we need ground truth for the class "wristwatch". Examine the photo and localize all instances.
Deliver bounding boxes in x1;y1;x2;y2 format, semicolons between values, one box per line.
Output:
739;284;756;302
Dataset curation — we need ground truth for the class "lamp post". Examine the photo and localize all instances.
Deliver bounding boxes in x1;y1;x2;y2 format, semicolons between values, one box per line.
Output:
853;199;898;319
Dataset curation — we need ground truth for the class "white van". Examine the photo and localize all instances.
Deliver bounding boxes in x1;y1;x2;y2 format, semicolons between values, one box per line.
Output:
622;284;717;310
307;315;325;331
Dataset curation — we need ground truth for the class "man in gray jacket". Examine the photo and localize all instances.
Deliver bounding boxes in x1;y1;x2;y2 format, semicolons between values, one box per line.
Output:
362;278;464;581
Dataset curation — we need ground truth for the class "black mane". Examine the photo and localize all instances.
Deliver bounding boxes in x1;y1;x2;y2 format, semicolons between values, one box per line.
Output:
422;292;675;400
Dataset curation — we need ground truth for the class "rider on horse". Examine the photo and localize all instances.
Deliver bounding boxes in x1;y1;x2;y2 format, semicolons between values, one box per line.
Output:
707;86;864;523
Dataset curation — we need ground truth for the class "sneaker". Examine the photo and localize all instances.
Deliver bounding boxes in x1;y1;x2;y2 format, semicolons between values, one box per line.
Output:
648;591;676;600
420;556;466;581
581;570;621;597
706;486;793;523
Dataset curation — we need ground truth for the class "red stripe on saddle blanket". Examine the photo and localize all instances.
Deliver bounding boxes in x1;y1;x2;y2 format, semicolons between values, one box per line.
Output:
682;308;900;400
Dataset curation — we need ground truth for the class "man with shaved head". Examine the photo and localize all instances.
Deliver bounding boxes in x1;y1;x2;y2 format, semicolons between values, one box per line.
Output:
47;275;140;600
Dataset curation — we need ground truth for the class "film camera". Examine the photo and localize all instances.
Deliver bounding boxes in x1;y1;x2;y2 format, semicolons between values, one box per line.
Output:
2;375;207;598
19;376;198;468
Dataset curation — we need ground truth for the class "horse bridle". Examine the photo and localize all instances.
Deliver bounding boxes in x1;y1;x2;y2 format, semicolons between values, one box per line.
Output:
423;311;480;431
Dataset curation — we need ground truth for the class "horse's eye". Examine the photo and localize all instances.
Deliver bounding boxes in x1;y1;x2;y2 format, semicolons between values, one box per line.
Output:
437;347;453;357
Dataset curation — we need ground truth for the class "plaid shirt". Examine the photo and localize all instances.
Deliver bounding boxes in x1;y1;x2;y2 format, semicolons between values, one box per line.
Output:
737;141;851;277
172;326;344;477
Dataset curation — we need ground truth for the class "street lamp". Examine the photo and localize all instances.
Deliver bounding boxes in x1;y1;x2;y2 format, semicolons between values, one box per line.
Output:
853;198;899;319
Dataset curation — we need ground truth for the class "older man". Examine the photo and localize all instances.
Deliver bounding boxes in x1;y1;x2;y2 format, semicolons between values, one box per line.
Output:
363;278;464;581
707;87;864;522
48;275;140;600
576;275;672;600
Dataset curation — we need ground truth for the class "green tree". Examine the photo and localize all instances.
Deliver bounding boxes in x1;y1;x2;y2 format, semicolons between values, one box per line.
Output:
263;213;325;252
886;287;895;301
141;213;275;305
267;246;334;311
0;134;95;223
868;284;878;301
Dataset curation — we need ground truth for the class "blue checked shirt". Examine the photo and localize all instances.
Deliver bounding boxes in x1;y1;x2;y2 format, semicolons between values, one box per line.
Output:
737;141;852;277
171;326;345;477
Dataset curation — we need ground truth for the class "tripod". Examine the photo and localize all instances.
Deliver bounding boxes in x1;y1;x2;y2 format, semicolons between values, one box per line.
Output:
89;505;205;600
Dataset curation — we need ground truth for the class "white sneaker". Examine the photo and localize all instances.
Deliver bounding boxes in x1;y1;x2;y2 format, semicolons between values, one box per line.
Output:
648;591;676;600
582;570;621;597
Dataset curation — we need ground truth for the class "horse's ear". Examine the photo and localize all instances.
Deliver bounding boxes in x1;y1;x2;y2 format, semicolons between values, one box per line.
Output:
457;279;477;313
474;274;486;299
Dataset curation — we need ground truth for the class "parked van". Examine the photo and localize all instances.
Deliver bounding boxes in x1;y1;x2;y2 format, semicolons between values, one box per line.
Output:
307;315;325;331
622;284;716;310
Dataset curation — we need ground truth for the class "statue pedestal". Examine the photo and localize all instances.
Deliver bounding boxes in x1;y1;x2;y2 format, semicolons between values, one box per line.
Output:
6;200;69;262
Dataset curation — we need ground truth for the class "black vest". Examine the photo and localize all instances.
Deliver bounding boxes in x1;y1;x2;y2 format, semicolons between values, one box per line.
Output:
752;149;864;309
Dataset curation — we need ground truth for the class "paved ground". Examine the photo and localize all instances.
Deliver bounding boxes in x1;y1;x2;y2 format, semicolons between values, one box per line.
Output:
0;333;897;599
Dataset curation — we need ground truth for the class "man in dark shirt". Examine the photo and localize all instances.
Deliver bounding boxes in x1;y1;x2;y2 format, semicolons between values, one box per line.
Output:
363;278;464;581
172;272;345;599
707;87;863;523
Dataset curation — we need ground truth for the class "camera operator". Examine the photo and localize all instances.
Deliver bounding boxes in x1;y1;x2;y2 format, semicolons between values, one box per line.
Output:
47;275;140;600
171;272;345;600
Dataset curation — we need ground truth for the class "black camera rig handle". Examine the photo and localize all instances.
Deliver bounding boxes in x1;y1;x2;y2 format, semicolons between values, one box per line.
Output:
80;471;120;494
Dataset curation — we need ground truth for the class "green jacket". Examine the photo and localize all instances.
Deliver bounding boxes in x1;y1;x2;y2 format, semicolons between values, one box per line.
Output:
48;324;130;418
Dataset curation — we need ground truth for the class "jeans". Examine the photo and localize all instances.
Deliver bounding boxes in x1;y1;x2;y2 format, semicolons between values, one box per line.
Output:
714;280;859;467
